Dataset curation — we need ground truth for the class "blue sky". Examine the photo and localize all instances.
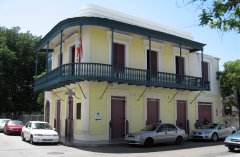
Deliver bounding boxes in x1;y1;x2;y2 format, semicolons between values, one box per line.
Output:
0;0;239;70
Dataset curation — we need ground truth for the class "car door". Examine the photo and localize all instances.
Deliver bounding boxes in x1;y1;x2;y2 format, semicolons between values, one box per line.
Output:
217;124;227;138
166;124;178;142
25;122;32;140
155;124;168;144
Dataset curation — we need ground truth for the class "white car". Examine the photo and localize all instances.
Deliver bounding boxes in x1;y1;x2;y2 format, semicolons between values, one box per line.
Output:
0;119;11;132
21;121;59;144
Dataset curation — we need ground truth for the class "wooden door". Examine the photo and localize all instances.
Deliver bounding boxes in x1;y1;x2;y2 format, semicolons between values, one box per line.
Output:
198;103;212;124
113;43;125;74
147;50;158;80
68;96;74;138
111;97;125;139
146;99;159;125
176;100;187;131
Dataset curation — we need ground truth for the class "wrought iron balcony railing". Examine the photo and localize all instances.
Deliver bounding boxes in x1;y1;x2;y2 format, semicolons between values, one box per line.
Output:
34;63;210;91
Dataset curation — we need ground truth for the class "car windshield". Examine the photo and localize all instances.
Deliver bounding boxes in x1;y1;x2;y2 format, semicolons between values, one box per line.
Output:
0;120;9;124
141;124;159;131
8;121;23;126
200;123;218;129
32;123;53;130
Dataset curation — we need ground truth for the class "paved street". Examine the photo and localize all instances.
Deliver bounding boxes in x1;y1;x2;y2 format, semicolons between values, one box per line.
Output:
0;133;239;157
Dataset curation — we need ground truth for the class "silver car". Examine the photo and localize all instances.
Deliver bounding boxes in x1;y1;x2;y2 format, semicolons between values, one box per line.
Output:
191;123;237;142
0;119;11;132
124;123;187;147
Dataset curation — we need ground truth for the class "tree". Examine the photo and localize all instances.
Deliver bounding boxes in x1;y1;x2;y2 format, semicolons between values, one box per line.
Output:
0;27;45;118
184;0;240;33
218;60;240;123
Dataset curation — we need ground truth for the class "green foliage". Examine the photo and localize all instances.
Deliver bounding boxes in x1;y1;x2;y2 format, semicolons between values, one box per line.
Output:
187;0;240;32
220;60;240;97
0;27;45;116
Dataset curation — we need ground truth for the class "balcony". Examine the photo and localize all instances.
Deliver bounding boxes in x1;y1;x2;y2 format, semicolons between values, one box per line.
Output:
34;63;210;92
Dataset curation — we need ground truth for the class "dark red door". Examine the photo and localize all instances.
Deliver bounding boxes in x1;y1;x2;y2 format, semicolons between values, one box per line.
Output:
198;103;212;124
147;50;158;80
146;99;159;125
56;100;61;134
45;101;50;123
111;97;125;139
113;43;125;74
67;96;74;138
176;100;187;130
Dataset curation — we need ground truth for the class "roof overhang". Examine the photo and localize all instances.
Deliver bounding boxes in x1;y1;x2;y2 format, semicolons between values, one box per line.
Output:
36;17;205;52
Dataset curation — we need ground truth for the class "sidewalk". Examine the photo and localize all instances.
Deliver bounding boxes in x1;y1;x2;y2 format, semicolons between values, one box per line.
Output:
59;137;125;148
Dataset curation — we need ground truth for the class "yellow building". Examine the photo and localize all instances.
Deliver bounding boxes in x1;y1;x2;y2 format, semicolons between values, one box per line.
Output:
35;4;221;141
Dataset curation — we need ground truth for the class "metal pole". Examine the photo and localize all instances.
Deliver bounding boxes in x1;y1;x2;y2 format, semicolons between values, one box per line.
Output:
179;44;182;83
111;28;114;66
149;37;151;80
201;49;204;89
60;30;63;66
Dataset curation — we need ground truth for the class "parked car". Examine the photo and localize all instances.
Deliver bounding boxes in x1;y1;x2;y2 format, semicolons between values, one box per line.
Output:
124;123;187;147
21;121;59;144
191;123;237;141
0;119;11;132
224;132;240;151
3;120;23;135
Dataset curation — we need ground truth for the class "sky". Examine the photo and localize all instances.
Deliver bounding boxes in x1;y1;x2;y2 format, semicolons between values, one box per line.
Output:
0;0;239;70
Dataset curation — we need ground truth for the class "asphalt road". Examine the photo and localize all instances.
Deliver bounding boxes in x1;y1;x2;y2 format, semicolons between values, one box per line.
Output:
0;133;239;157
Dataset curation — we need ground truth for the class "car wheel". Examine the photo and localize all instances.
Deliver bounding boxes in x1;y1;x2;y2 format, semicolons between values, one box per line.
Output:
21;133;25;141
144;138;153;147
228;147;235;152
175;136;183;145
30;135;35;145
232;131;236;134
211;133;218;142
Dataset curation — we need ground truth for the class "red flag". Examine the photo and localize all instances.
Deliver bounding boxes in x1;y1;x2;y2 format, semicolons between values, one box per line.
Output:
77;39;83;61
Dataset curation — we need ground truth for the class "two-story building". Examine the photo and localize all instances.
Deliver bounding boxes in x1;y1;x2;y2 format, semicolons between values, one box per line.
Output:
34;4;221;141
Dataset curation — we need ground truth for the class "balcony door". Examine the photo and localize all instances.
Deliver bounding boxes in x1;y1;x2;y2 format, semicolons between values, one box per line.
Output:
113;43;125;75
69;46;75;75
175;56;185;83
147;50;158;80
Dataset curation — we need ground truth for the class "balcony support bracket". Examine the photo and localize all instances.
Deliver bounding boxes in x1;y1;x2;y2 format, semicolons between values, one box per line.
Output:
65;86;80;99
168;89;183;103
190;90;203;104
77;82;86;99
52;91;64;101
99;83;113;99
137;86;152;101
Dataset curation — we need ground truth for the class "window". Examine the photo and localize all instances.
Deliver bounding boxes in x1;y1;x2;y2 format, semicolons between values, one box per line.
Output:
76;103;81;119
203;62;209;81
47;53;52;72
167;124;177;131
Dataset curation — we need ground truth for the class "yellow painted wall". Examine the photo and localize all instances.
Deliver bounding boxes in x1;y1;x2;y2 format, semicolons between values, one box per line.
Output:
90;27;109;64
